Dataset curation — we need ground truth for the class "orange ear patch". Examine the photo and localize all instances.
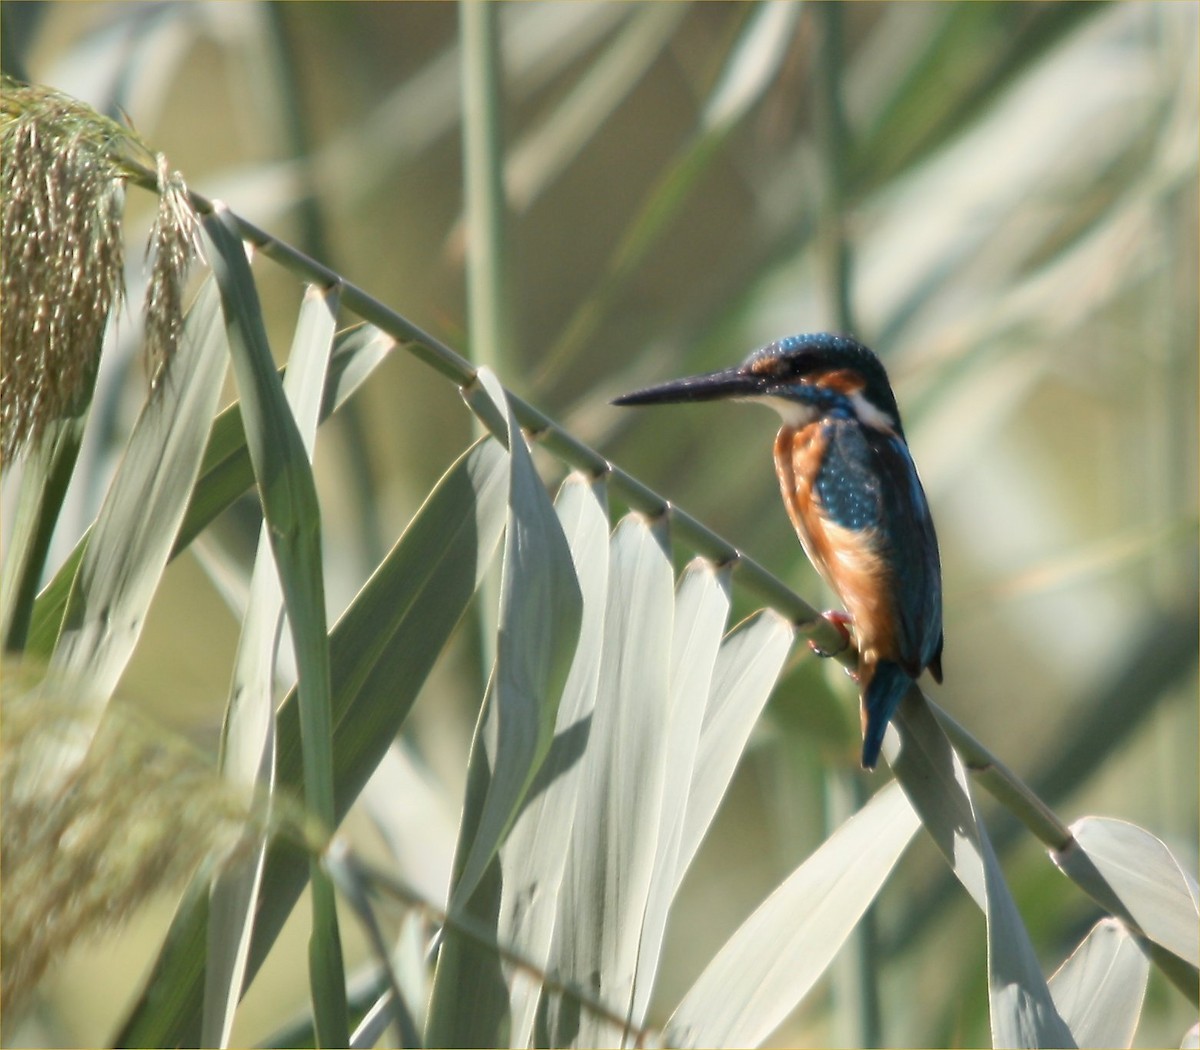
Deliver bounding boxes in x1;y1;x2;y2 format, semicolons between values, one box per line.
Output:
813;369;866;396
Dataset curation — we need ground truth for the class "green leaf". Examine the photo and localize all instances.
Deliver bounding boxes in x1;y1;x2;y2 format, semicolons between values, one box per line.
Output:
499;472;611;1048
981;827;1077;1050
325;844;418;1050
426;369;584;1048
202;206;347;1047
1053;817;1200;970
700;0;802;133
631;557;731;1023
1;413;86;652
890;694;1075;1048
674;607;796;896
116;401;509;1048
175;319;393;558
665;781;919;1048
202;283;340;1048
1049;918;1148;1049
25;320;394;664
450;369;584;906
543;511;675;1047
889;691;987;907
49;275;227;703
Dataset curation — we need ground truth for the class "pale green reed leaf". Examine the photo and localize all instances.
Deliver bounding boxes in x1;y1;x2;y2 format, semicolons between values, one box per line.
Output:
24;322;394;659
888;690;987;908
50;275;227;707
452;369;583;906
889;695;1075;1046
1053;817;1200;969
500;472;611;1048
630;558;731;1026
116;434;510;1048
203;283;339;1048
1049;918;1149;1049
425;368;584;1048
665;780;919;1048
1;414;86;652
701;0;803;133
673;608;796;898
202;205;347;1047
543;512;675;1048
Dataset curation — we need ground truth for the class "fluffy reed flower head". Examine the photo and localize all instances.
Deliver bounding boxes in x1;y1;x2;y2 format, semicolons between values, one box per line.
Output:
1;77;201;458
1;79;127;462
0;664;256;1019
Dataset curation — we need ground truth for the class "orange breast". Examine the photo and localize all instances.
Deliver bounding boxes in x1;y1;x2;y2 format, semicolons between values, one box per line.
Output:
772;425;900;666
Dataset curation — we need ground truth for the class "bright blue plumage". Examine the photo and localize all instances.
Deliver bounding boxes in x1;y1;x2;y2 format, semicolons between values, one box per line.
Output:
861;661;914;769
815;420;881;532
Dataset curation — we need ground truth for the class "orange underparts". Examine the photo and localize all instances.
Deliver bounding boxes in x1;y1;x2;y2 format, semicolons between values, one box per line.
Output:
773;424;902;674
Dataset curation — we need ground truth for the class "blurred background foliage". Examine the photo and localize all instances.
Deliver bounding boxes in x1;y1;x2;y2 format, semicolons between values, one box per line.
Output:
2;1;1196;1047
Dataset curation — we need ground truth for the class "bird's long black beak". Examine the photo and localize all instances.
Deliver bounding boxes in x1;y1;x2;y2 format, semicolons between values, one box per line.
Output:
612;365;765;406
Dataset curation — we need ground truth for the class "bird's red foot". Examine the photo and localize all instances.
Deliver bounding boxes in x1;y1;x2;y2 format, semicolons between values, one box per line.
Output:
808;610;852;659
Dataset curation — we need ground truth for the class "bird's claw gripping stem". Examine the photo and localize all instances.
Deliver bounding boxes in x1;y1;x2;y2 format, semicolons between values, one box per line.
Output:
808;610;852;659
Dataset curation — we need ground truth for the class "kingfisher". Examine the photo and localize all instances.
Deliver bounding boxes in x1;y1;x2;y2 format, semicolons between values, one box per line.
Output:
613;333;943;769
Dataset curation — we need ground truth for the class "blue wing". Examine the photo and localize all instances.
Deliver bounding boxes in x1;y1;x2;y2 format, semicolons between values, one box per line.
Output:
816;420;943;678
870;428;943;678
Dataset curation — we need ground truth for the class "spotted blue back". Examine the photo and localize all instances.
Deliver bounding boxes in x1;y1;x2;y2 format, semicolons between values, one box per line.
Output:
816;419;882;532
816;418;942;677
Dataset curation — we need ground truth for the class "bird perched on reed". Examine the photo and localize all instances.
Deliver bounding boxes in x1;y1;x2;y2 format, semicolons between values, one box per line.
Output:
614;333;943;769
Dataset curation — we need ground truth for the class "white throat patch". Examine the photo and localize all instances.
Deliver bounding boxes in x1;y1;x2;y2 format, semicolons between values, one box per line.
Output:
749;391;897;432
754;395;822;427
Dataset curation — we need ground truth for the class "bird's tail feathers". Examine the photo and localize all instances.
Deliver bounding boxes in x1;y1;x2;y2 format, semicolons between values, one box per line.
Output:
860;661;914;769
